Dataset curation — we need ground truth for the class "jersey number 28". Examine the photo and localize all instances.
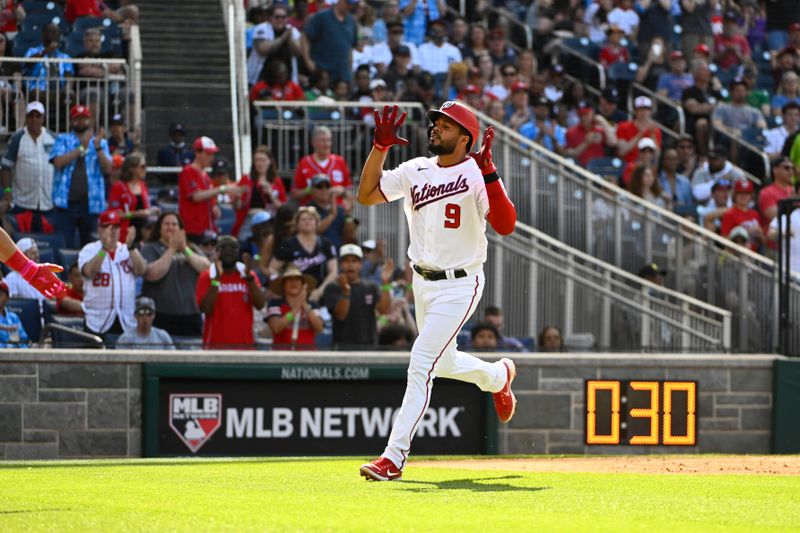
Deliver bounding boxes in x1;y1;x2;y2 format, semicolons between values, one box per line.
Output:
444;203;461;229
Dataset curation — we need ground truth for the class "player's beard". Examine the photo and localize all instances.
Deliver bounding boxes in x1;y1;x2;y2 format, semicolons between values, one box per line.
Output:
428;138;456;155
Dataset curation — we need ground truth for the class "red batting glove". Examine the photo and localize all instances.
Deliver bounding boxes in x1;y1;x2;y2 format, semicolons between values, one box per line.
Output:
6;250;67;299
469;126;497;176
372;104;409;151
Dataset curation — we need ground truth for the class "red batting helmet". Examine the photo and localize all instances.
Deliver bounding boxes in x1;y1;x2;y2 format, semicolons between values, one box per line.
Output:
426;101;480;152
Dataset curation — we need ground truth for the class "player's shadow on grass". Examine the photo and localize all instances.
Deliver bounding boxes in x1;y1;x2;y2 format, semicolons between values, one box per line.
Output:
400;475;549;493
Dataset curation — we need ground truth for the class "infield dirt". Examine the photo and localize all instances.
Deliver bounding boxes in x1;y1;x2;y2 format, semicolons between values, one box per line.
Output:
415;455;800;475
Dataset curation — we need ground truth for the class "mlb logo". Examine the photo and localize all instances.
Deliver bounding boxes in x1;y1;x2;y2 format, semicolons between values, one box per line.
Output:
169;394;223;453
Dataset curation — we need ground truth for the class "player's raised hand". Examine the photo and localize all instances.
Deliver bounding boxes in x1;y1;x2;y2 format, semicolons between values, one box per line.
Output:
380;257;395;285
469;126;497;176
27;263;67;300
372;105;409;151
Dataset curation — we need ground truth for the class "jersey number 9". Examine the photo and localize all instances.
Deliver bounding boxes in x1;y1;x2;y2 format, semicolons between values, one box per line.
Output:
444;203;461;229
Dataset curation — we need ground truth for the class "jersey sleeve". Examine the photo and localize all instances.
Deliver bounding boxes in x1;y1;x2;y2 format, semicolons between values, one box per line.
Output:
379;162;409;203
265;298;285;320
292;160;309;192
179;167;198;199
476;179;490;220
78;242;100;274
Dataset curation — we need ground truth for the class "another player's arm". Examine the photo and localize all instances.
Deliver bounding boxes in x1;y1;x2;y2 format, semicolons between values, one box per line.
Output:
358;105;409;206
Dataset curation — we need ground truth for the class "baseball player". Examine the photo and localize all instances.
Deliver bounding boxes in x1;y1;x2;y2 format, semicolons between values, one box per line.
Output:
0;226;66;299
357;103;518;481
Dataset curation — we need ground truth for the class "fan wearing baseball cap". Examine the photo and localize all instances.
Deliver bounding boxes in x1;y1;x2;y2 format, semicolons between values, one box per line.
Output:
720;179;764;250
179;136;239;243
616;95;662;164
714;10;751;70
49;104;112;248
565;102;618;167
0;281;29;348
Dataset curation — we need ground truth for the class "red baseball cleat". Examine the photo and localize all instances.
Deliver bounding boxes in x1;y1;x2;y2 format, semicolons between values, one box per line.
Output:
492;358;517;423
360;457;403;481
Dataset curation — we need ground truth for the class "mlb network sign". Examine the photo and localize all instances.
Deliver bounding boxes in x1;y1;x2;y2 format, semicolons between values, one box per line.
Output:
151;367;491;456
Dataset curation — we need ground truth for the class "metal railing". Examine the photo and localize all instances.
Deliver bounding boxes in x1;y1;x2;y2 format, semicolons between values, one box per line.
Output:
0;57;130;134
477;108;788;353
128;24;142;136
485;221;731;351
553;39;606;90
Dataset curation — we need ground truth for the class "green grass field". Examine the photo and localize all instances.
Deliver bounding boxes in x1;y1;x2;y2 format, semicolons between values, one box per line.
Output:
0;457;798;532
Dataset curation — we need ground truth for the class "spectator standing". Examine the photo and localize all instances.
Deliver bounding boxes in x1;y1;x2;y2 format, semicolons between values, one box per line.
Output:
141;212;209;337
196;236;266;348
682;61;722;154
659;148;694;212
79;209;147;338
115;296;175;350
0;102;56;233
247;4;305;86
23;24;73;95
323;244;391;348
680;0;714;59
484;305;525;351
608;0;639;38
399;0;446;46
270;206;338;302
0;281;28;348
266;265;324;349
179;136;232;243
307;174;355;250
616;96;662;164
714;10;752;70
537;325;564;352
303;0;358;83
292;125;352;205
50;105;111;248
382;44;415;97
720;180;764;249
156;123;193;168
758;157;797;257
565;104;618;167
370;21;420;73
108;152;157;245
247;145;285;218
3;238;47;302
765;0;800;52
766;102;800;161
108;114;134;156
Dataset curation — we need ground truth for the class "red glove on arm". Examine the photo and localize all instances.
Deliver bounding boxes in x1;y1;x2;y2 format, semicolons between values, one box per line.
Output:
6;250;67;299
469;126;516;236
373;105;409;151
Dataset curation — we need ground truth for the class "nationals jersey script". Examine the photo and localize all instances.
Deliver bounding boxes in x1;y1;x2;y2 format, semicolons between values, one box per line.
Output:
379;155;490;271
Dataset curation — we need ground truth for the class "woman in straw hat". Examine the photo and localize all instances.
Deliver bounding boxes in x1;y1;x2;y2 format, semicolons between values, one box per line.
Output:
265;265;324;349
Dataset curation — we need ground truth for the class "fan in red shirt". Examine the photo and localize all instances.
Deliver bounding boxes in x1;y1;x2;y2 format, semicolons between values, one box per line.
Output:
599;25;630;68
616;96;662;164
179;137;236;243
720;179;765;250
196;236;266;348
292;125;352;206
249;61;305;102
757;157;796;250
247;145;286;217
713;11;751;70
565;104;614;167
107;152;158;244
265;265;324;349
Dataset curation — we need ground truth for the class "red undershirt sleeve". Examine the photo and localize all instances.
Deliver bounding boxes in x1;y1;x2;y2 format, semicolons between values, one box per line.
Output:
484;173;517;236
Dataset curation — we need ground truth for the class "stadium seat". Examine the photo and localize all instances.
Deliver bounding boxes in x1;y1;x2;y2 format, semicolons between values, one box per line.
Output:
49;315;96;349
18;232;66;251
21;0;64;16
561;37;600;61
57;248;80;270
67;17;122;56
587;157;624;182
21;12;69;36
217;205;236;236
608;62;638;83
13;29;42;56
742;127;767;149
7;298;42;342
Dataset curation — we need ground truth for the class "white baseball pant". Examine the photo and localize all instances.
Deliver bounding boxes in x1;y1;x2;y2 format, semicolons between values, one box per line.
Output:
382;270;508;469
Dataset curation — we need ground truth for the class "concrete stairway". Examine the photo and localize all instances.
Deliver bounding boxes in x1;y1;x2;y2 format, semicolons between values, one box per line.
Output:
137;0;234;164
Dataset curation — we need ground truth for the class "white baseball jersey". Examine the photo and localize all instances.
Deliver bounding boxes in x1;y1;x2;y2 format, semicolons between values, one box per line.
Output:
78;241;137;333
379;155;490;272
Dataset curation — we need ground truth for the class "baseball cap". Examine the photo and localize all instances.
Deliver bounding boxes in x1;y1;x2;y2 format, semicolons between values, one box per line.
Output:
511;81;529;93
369;78;387;91
26;101;44;115
694;43;711;56
533;95;550;107
200;230;218;245
70;104;91;119
311;174;331;187
395;45;411;56
339;243;364;260
634;95;653;109
638;263;667;278
577;101;593;114
110;113;124;125
734;179;755;194
193;136;220;153
361;239;376;251
210;158;231;176
251;211;272;226
98;209;123;227
638;137;657;151
135;296;156;315
462;84;481;95
16;237;35;253
169;123;186;135
669;50;685;60
601;86;620;103
729;226;750;242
